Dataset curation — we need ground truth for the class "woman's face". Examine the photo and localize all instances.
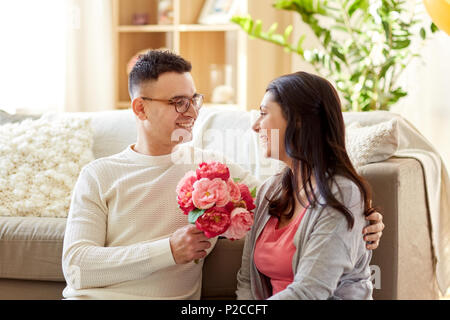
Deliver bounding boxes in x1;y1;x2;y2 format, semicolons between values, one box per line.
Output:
252;91;288;162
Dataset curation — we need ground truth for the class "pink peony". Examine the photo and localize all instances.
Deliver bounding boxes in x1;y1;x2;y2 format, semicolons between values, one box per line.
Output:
195;207;231;238
224;201;236;213
196;161;230;181
221;208;254;240
176;171;197;194
176;171;197;215
192;178;230;209
238;184;256;211
227;179;241;202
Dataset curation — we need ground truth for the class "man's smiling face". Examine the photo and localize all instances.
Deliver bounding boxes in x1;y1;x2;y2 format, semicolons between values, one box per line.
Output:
137;71;199;150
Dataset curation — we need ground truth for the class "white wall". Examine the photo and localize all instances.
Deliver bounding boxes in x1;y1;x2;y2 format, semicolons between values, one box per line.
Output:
392;25;450;170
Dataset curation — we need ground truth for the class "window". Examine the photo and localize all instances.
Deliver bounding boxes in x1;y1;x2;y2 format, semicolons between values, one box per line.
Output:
0;0;68;114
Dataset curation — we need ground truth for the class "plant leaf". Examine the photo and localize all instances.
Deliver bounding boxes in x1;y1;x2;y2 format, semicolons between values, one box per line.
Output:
254;20;263;36
243;17;254;33
283;25;294;43
334;61;341;73
430;22;438;33
250;187;257;199
392;39;411;49
188;209;205;224
348;0;363;17
267;22;278;37
379;57;395;78
297;34;306;53
323;31;331;48
331;46;347;63
420;27;426;40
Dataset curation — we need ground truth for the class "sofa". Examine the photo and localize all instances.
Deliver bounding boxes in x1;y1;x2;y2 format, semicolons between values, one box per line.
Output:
0;107;441;300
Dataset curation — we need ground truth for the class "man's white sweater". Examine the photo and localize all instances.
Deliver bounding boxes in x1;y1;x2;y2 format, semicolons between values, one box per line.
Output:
62;143;260;299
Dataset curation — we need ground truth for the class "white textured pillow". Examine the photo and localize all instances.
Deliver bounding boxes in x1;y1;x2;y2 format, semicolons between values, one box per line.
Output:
0;114;94;217
346;118;399;168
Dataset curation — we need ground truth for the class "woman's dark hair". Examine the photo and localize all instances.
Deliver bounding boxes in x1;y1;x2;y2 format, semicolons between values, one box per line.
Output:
128;49;192;99
266;71;375;229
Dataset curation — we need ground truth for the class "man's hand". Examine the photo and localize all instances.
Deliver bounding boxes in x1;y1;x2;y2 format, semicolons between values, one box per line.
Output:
363;210;385;250
170;224;211;264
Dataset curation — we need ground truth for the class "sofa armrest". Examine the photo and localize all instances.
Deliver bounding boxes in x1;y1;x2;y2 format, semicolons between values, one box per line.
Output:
358;157;439;299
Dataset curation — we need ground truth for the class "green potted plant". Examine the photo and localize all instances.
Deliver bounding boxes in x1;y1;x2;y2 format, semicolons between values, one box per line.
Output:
232;0;439;111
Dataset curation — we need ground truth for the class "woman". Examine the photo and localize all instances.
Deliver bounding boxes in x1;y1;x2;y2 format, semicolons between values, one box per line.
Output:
236;71;381;300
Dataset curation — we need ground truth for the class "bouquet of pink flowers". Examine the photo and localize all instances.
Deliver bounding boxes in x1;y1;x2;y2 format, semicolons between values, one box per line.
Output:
176;161;257;240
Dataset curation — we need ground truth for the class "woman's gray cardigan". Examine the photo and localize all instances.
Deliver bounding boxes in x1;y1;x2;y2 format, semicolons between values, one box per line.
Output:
236;173;373;300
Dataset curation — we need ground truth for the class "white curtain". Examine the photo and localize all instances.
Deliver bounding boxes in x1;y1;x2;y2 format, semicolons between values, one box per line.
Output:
65;0;114;112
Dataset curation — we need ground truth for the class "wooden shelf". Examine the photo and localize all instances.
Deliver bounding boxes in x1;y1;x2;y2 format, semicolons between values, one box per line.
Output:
118;25;176;32
113;0;293;111
118;24;240;33
113;0;248;110
117;101;131;109
177;24;240;32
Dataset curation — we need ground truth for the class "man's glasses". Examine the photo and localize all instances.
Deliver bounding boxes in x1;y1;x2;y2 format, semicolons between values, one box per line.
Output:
141;93;204;114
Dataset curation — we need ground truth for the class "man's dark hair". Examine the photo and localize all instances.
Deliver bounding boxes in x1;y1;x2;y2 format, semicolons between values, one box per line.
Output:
128;49;192;99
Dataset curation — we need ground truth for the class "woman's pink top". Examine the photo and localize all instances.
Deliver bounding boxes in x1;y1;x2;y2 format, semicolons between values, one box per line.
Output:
253;206;308;296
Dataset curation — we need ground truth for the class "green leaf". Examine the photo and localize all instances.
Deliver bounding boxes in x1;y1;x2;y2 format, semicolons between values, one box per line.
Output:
230;15;242;24
348;0;363;17
331;46;347;63
297;34;306;53
350;71;362;82
323;31;331;48
188;209;205;224
392;88;407;98
388;87;408;104
392;39;411;49
430;22;439;33
420;27;426;40
250;187;257;199
334;61;341;73
283;25;294;42
233;177;241;183
382;20;391;42
267;22;278;37
243;18;254;33
379;57;395;78
253;20;263;36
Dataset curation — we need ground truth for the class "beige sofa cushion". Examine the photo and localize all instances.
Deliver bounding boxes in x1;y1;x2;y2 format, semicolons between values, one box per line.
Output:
346;119;399;168
0;216;66;281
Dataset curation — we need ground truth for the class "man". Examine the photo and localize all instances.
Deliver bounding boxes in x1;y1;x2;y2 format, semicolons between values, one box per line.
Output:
62;50;384;299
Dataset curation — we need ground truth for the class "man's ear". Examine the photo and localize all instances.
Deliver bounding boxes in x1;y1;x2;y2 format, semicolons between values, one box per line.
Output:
132;97;147;121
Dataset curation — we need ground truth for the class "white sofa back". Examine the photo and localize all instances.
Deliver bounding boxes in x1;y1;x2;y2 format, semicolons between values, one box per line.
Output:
72;107;405;183
78;107;284;181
